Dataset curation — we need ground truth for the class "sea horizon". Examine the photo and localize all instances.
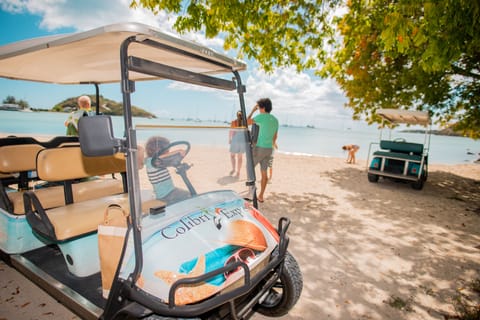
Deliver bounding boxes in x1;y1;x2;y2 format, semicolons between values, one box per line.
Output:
1;110;479;165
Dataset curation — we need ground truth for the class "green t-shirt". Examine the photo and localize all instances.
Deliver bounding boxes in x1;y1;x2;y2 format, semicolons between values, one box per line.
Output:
65;109;89;136
253;113;279;148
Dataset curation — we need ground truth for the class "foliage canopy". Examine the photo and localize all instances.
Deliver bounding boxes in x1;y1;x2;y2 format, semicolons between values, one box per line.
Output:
131;0;480;138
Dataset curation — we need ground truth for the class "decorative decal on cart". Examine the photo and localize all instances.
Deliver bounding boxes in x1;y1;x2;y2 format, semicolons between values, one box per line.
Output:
120;194;278;305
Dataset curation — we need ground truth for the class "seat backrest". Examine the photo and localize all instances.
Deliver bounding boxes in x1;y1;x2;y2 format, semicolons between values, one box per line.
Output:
0;136;80;175
36;146;126;182
0;144;44;174
0;137;45;211
379;140;423;155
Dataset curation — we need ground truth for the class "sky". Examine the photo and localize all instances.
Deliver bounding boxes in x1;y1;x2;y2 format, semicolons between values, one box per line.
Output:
0;0;357;128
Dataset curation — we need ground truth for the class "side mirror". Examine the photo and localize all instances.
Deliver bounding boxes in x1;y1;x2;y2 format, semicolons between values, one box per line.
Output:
78;115;124;156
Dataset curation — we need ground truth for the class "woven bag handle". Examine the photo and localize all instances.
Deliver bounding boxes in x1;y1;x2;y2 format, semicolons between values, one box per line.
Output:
103;203;129;226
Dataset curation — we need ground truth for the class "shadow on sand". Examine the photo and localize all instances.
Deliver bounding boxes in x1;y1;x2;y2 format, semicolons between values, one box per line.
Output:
256;167;480;320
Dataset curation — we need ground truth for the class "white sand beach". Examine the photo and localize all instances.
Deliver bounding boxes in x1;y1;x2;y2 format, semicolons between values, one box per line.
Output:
1;146;480;319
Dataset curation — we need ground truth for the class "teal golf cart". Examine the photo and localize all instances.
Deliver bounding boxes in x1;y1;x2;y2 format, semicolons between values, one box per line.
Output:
367;109;431;190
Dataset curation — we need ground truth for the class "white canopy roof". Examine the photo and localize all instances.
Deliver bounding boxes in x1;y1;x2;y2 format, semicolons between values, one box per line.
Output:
377;109;430;126
0;22;246;84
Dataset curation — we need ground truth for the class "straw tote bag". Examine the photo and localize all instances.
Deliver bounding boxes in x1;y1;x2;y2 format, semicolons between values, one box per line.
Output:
98;203;129;299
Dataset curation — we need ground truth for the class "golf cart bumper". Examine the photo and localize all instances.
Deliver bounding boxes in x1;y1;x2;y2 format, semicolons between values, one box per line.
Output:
106;216;291;319
369;155;424;181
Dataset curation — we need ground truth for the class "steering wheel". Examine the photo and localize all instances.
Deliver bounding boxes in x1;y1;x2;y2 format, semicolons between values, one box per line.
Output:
393;137;406;143
151;141;190;168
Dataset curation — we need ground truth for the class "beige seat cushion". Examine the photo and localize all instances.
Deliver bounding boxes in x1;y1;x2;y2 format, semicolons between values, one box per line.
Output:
72;178;124;202
9;186;65;215
46;191;164;241
9;178;125;215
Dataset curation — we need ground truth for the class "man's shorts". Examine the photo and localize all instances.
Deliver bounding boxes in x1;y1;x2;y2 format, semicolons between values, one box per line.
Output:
253;146;273;171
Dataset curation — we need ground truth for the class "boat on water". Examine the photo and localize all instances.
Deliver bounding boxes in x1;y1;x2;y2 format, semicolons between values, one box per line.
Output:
0;103;22;111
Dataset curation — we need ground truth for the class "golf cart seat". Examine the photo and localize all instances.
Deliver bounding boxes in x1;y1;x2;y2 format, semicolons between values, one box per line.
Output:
24;146;128;240
23;146;165;277
0;142;44;189
24;188;163;277
26;191;161;241
372;140;424;161
379;140;423;154
0;136;80;213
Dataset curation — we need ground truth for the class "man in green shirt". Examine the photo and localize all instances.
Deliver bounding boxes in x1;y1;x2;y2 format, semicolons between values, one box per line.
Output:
248;98;279;202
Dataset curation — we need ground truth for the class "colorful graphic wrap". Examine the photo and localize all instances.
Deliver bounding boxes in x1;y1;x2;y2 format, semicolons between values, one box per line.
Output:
119;191;278;305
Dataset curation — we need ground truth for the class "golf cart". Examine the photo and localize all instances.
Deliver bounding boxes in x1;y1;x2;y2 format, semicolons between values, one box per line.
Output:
366;109;431;190
0;22;302;319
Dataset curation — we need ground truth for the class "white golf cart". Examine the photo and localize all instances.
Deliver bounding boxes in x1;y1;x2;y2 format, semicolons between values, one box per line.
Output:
366;109;431;190
0;23;302;319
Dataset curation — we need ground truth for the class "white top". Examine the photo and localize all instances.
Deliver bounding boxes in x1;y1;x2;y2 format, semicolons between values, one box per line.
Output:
377;109;430;126
0;22;246;84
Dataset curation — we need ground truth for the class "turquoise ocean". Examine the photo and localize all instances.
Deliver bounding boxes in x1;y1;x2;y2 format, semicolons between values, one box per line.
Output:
1;110;479;165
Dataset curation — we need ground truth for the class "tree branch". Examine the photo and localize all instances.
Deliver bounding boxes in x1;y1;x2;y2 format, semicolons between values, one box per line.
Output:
450;64;480;80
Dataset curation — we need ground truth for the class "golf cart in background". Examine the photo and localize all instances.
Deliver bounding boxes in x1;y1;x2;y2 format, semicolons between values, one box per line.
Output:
366;109;431;190
0;23;302;319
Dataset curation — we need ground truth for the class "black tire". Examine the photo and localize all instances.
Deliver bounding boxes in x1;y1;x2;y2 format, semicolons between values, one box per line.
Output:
255;251;303;317
411;179;424;190
368;173;379;183
411;172;426;190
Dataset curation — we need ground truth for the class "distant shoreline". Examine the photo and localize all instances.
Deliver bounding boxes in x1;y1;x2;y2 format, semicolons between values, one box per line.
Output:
2;109;479;165
401;128;463;137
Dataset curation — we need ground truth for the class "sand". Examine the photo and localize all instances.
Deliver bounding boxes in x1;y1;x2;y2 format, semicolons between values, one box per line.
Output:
253;154;480;320
1;147;479;320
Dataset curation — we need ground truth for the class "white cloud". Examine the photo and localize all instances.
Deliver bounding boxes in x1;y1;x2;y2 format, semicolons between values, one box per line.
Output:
161;65;350;126
0;0;221;46
0;0;171;31
245;66;349;126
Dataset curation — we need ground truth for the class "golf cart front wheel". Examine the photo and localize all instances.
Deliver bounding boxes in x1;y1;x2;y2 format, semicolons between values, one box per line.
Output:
255;251;303;317
411;171;427;190
368;173;379;183
411;179;424;190
411;177;425;190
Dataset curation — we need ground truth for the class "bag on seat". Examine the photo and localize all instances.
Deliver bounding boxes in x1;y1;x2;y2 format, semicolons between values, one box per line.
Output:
98;203;129;299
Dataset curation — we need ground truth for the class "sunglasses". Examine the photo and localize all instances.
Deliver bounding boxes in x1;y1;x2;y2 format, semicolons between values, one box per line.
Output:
224;248;256;279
